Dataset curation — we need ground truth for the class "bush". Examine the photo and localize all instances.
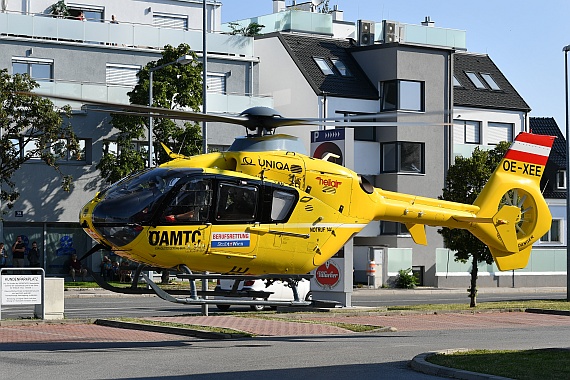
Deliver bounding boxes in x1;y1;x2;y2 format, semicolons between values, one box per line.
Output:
395;268;418;289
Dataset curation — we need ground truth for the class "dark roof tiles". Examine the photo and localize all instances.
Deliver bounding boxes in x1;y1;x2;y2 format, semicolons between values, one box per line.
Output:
454;53;530;111
266;33;379;100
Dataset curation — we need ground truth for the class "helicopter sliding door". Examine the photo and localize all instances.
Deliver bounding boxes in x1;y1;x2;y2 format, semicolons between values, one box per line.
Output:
209;182;259;259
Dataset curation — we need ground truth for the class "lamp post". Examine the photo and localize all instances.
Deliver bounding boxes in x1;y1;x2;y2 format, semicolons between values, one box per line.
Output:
562;45;570;301
148;54;194;167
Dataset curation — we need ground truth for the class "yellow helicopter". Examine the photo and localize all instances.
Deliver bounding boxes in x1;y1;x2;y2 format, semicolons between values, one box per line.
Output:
22;93;557;306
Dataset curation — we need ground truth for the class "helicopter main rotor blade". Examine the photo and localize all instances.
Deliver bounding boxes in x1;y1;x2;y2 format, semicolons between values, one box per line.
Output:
18;91;452;128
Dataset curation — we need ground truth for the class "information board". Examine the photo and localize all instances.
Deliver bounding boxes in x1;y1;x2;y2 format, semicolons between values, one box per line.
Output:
1;274;42;305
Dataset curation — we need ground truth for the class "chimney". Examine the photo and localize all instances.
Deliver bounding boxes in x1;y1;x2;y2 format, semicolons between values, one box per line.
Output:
421;16;435;27
331;5;343;21
273;0;285;13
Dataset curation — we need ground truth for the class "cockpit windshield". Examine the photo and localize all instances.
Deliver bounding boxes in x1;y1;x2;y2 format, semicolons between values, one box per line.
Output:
91;168;194;247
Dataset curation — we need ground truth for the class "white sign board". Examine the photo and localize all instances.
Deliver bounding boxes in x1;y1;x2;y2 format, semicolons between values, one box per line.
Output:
1;275;42;305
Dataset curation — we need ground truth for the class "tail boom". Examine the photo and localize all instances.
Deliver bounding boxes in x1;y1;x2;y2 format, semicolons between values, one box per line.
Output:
369;132;554;271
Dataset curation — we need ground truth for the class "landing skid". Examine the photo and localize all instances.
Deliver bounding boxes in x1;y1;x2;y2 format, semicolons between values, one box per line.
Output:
142;272;334;309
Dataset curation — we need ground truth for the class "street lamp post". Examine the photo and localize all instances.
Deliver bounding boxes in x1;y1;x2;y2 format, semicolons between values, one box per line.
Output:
562;45;570;301
148;54;194;167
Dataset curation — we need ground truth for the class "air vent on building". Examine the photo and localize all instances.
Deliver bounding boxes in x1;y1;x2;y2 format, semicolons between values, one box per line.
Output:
358;20;375;46
383;20;401;43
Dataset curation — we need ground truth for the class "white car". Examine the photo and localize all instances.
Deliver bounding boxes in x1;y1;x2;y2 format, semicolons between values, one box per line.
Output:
214;278;312;311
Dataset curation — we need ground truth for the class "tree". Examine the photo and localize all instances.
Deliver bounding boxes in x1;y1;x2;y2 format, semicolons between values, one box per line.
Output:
438;142;510;307
227;22;265;37
97;44;203;184
0;68;77;210
49;1;70;18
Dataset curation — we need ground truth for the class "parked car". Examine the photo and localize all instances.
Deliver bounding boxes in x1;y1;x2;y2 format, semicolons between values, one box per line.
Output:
214;278;312;311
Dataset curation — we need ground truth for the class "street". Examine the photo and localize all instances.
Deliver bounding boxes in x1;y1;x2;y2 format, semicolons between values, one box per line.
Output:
1;287;569;379
0;287;566;319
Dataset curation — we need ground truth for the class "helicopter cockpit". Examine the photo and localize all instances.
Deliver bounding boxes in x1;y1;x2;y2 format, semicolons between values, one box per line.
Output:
85;167;299;249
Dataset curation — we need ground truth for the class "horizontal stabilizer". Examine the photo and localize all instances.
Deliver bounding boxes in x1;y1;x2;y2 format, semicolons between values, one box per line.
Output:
490;246;532;271
405;223;427;245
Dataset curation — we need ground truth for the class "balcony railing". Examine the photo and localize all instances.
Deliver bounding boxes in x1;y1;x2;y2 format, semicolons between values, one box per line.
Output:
0;12;254;56
375;21;466;50
35;81;272;114
221;10;333;36
453;143;493;158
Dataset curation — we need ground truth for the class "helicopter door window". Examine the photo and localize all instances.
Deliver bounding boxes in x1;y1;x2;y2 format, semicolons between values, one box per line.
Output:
163;179;212;223
271;190;295;222
216;183;258;222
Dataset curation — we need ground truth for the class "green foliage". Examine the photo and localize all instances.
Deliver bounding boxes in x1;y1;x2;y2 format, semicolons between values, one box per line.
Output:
49;0;69;17
0;69;77;209
438;142;510;306
395;268;418;289
227;22;265;36
97;44;203;184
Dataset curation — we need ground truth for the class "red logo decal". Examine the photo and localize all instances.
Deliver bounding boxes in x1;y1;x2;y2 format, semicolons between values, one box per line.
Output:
315;260;341;289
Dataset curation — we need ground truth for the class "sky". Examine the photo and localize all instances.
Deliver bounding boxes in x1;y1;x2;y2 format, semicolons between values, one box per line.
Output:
220;0;570;133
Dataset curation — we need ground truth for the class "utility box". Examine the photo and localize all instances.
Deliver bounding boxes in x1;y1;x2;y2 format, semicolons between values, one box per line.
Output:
35;278;64;320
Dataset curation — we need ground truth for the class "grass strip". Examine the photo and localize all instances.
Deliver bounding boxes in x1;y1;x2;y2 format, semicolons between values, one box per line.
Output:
427;349;570;380
387;299;570;312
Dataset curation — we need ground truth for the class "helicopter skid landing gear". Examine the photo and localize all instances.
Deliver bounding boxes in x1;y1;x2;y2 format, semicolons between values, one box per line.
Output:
145;272;317;309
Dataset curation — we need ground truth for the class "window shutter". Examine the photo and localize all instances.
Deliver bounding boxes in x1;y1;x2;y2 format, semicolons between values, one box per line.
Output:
488;122;513;144
106;65;140;86
207;74;226;94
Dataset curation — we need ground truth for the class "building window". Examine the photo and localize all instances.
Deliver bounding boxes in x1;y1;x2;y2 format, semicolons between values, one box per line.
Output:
381;80;424;112
453;120;481;144
540;219;561;243
106;64;141;86
465;71;486;89
206;73;227;94
480;73;501;90
12;58;53;81
557;170;567;190
381;142;424;173
51;138;90;163
331;59;351;76
67;4;104;21
153;13;188;29
453;75;462;87
381;222;409;235
488;122;513;144
313;57;335;76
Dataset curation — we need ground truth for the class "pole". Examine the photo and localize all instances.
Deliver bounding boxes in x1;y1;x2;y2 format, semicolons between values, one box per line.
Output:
148;70;154;168
147;55;193;167
563;45;569;299
201;0;209;316
202;0;208;155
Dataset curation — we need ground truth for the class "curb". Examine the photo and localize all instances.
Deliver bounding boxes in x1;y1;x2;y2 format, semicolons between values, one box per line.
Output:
526;308;570;316
410;349;512;380
94;319;249;340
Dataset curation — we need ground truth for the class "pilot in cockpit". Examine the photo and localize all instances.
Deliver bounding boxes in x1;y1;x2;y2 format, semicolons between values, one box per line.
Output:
164;180;210;223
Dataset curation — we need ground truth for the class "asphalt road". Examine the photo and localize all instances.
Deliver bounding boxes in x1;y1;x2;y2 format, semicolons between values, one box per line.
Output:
1;288;566;319
2;323;570;379
1;288;569;379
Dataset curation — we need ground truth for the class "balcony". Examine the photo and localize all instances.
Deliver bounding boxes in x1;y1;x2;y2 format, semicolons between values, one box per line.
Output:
0;12;253;56
36;80;272;114
221;10;333;36
375;21;466;50
453;143;493;158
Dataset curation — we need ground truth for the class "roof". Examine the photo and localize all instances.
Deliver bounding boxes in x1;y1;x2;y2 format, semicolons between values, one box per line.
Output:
454;53;531;112
530;117;566;168
258;32;379;100
529;117;566;199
